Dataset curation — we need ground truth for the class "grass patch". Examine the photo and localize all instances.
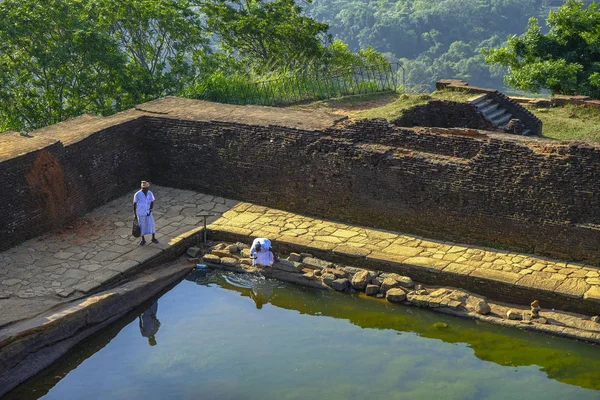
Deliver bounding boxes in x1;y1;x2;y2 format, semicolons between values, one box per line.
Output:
293;89;600;142
525;104;600;141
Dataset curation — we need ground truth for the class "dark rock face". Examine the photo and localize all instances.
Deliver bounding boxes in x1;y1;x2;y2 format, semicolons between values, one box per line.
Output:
392;100;496;131
504;119;526;135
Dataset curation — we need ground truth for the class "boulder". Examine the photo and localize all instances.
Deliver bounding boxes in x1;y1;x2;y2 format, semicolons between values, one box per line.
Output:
202;254;220;264
273;260;302;273
380;277;402;293
288;253;302;262
365;284;380;296
473;300;492;315
386;288;407;303
332;278;350;292
332;269;347;278
302;257;332;270
226;244;239;254
322;273;336;286
380;273;414;288
343;266;363;276
187;247;202;258
592;316;600;323
534;317;548;324
506;309;522;320
236;242;249;250
211;250;232;258
351;270;370;290
371;276;384;286
221;257;238;267
240;258;252;266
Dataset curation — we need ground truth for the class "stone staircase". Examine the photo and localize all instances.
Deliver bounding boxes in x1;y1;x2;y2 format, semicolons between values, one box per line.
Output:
469;94;532;136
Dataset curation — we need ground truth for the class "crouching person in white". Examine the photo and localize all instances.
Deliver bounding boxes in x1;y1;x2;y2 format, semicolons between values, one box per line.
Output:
134;181;158;246
250;238;274;268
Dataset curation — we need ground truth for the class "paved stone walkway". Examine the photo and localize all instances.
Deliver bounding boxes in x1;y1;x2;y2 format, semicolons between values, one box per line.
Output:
210;203;600;304
0;186;237;326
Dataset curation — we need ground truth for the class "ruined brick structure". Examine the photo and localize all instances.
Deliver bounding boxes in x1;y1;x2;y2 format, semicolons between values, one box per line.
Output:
2;97;600;265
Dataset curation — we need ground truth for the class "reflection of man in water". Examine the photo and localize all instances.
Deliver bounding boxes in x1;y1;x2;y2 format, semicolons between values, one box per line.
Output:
139;301;161;346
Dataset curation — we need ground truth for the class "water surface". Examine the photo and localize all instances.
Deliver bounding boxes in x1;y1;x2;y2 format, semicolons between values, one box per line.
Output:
7;270;600;400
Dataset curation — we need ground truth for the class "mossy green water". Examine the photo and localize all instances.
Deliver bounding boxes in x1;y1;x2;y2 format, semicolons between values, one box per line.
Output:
8;270;600;399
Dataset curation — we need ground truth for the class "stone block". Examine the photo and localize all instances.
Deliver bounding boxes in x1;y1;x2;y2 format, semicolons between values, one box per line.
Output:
302;257;332;270
365;284;380;296
203;254;221;264
386;288;407;303
332;278;349;292
187;247;202;258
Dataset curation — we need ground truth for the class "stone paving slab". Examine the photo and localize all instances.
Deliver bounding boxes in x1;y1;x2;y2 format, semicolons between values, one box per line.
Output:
0;185;237;327
209;203;600;313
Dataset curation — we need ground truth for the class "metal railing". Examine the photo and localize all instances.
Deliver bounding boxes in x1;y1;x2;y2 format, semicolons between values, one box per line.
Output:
198;63;405;106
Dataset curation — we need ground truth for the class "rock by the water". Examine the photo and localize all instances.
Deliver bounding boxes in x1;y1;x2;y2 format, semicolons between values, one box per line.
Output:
211;250;231;258
474;300;491;315
322;273;336;286
332;278;350;292
507;309;522;320
226;244;239;254
386;288;407;303
203;254;221;264
273;260;302;273
380;277;402;292
365;284;380;296
343;266;363;276
534;317;548;324
240;258;252;266
288;252;302;262
302;257;332;270
522;311;532;322
592;316;600;323
236;242;249;250
187;247;202;258
351;270;370;290
221;257;238;267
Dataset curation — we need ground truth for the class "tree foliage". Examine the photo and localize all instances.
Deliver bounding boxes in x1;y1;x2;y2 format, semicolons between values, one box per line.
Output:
0;0;393;131
0;0;124;130
483;0;600;97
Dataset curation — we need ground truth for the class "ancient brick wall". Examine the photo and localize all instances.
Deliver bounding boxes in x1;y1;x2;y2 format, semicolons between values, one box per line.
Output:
0;119;148;251
4;102;600;264
146;116;600;264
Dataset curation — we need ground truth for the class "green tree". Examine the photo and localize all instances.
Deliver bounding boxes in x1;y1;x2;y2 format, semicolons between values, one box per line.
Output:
483;0;600;97
0;0;125;131
199;0;330;71
98;0;208;105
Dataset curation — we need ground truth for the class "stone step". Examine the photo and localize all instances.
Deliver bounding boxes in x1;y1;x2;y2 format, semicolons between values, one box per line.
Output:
474;98;494;109
493;113;513;127
468;95;488;105
480;102;499;114
484;108;507;120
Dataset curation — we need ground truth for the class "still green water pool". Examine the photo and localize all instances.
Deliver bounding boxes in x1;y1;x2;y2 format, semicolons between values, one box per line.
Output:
7;270;600;400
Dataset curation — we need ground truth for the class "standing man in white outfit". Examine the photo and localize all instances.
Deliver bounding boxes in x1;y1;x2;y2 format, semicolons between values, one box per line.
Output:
134;181;158;246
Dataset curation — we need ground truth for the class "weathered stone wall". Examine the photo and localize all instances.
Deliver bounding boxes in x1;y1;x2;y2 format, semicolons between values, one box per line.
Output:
145;116;600;264
0;119;148;251
3;98;600;264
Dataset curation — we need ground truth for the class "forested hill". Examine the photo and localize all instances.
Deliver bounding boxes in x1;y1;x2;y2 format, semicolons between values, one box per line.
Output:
307;0;577;91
